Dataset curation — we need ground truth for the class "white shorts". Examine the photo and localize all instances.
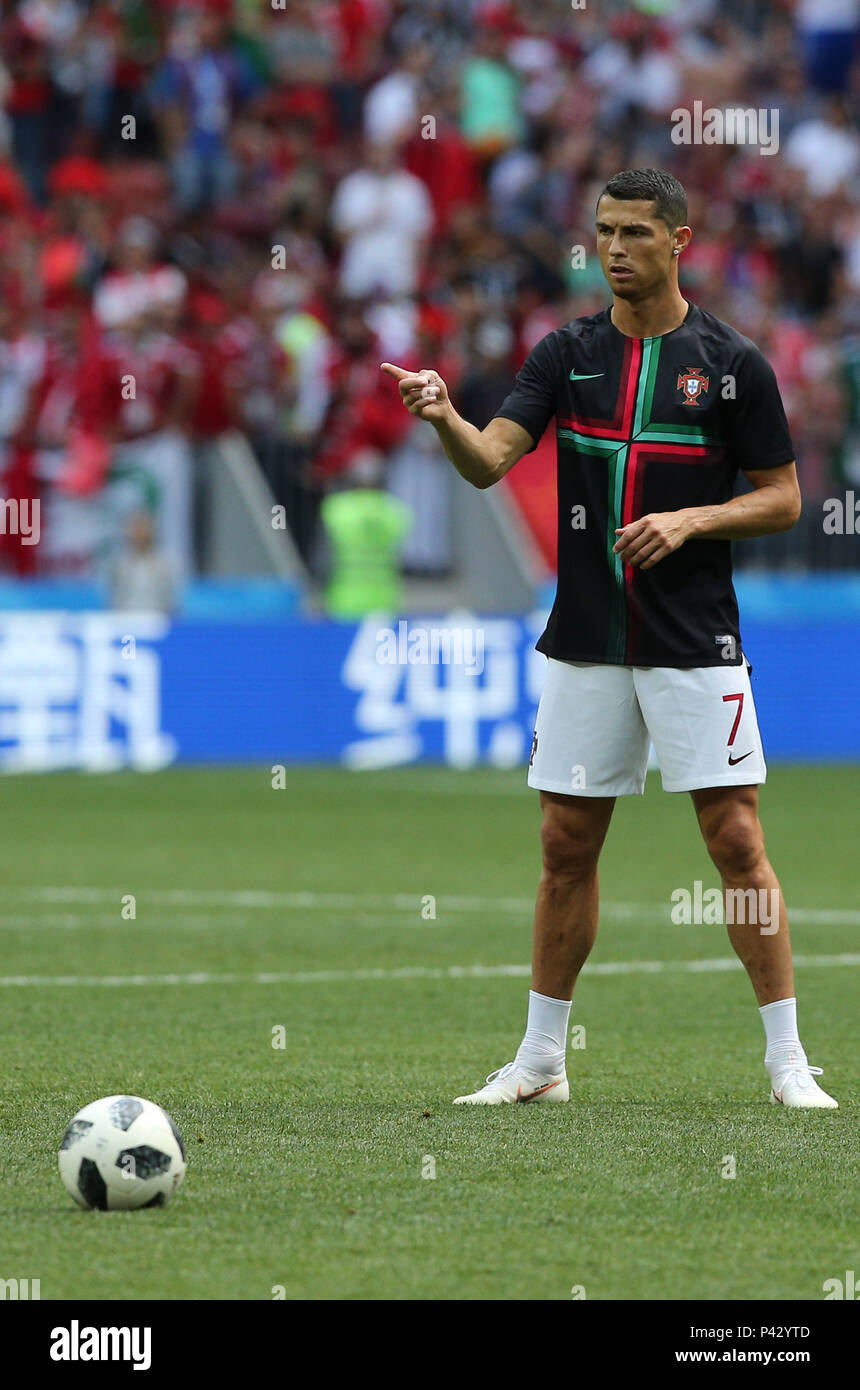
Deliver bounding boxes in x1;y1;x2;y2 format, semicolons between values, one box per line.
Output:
528;658;767;797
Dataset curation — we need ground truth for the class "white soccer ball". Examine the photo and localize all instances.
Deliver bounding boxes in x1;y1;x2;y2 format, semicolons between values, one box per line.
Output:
58;1096;187;1211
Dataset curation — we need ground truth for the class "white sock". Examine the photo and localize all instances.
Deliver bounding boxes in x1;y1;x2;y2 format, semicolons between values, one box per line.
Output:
759;997;807;1072
515;990;572;1075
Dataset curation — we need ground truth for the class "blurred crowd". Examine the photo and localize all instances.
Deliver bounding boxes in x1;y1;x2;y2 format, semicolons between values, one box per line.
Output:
0;0;859;587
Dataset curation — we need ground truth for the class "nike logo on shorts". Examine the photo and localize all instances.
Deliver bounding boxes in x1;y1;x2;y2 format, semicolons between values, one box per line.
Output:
728;750;753;765
568;371;604;381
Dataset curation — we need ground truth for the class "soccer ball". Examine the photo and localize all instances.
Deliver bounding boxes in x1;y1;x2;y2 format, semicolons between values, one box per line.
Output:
58;1096;186;1211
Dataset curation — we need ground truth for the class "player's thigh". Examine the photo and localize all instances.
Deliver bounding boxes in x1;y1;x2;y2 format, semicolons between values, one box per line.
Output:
633;659;766;794
528;658;650;797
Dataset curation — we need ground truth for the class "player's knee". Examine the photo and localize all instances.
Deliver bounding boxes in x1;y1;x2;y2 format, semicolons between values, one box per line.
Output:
540;814;602;879
705;814;764;878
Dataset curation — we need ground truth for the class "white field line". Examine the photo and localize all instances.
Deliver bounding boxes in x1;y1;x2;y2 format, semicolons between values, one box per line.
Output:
0;913;415;931
0;954;859;989
12;887;860;927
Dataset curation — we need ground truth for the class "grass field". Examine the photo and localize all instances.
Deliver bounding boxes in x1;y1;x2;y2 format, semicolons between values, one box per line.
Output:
0;764;857;1301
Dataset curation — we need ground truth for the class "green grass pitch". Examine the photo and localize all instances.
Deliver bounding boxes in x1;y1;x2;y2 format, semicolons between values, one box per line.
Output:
0;765;856;1300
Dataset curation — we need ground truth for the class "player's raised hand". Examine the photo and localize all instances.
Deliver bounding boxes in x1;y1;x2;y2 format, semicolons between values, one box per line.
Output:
380;362;451;423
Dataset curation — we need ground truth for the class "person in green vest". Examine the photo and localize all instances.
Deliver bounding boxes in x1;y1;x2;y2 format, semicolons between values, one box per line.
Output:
320;450;413;619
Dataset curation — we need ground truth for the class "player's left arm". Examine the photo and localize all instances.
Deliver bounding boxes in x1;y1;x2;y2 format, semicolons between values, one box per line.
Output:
614;462;801;569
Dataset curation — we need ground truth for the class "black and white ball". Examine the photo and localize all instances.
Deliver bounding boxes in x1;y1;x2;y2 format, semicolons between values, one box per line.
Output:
58;1096;186;1210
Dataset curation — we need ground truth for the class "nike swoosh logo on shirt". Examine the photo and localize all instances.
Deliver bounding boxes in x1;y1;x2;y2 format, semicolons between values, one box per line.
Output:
569;372;604;381
728;750;753;765
516;1080;562;1103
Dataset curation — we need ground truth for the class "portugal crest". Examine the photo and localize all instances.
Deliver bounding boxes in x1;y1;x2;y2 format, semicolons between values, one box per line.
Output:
676;366;709;406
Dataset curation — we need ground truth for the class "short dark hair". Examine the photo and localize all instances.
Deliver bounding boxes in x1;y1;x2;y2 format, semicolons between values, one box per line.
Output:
597;169;688;232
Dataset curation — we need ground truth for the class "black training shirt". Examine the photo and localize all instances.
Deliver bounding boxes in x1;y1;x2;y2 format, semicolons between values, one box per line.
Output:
494;302;795;666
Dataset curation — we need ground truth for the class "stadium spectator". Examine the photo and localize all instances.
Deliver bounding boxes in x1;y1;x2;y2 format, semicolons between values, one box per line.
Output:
319;447;412;619
459;317;516;430
109;508;177;613
784;95;860;196
460;18;523;158
93;216;187;329
4;24;61;205
150;5;258;213
386;302;458;576
402;79;481;238
796;0;860;94
363;34;433;145
330;138;434;298
82;286;197;583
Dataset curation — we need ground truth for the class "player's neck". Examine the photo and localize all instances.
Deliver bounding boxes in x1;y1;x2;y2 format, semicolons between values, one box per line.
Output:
610;287;689;340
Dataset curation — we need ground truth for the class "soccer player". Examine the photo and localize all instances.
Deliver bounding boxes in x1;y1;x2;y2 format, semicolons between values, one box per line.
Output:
381;168;837;1110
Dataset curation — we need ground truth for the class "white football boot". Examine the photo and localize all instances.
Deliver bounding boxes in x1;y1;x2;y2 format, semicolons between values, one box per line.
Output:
768;1054;838;1109
453;1060;569;1106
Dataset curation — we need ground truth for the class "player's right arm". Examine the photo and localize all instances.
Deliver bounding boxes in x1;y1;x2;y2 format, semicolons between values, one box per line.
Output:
380;362;534;490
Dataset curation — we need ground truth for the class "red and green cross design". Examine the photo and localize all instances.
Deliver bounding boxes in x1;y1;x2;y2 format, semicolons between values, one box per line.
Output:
557;335;726;662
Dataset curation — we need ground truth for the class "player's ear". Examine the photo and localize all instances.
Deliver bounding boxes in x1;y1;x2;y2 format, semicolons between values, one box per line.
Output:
673;226;693;257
